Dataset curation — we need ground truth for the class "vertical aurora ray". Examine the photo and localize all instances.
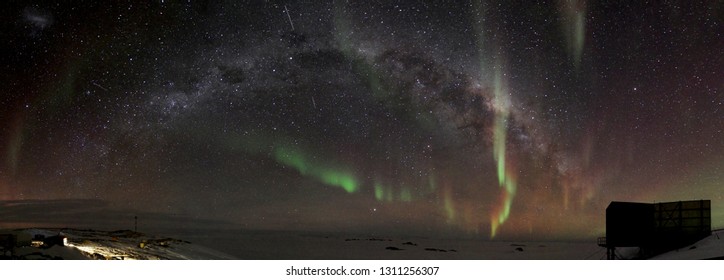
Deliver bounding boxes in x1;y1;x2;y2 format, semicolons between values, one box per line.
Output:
4;55;88;181
490;172;517;238
332;0;382;95
373;182;392;202
471;2;519;238
443;187;456;222
374;183;385;201
372;182;416;203
400;187;412;202
494;116;507;186
385;187;394;202
489;69;517;239
558;0;587;68
5;117;25;178
428;175;437;191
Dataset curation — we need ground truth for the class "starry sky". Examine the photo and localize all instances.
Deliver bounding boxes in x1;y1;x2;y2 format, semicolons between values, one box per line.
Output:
1;0;722;240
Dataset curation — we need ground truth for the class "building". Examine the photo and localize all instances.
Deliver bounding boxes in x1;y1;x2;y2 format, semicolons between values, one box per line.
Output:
601;200;711;259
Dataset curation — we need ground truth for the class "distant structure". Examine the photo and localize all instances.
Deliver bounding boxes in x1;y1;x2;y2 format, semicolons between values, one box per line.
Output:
598;200;711;259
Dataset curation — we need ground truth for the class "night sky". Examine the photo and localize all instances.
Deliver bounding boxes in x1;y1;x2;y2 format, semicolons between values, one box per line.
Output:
2;1;722;240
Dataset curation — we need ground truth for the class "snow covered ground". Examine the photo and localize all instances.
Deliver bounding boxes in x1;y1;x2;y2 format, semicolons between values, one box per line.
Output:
650;229;724;260
3;228;722;260
2;228;604;260
173;229;604;260
2;228;234;260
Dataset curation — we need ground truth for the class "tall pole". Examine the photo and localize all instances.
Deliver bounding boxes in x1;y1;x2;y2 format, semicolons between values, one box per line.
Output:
607;247;611;260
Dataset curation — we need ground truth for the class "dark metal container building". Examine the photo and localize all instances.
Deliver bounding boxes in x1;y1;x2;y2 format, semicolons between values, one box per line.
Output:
603;200;711;259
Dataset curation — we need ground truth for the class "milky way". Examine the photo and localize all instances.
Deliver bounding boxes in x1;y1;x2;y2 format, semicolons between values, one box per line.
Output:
2;1;722;240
